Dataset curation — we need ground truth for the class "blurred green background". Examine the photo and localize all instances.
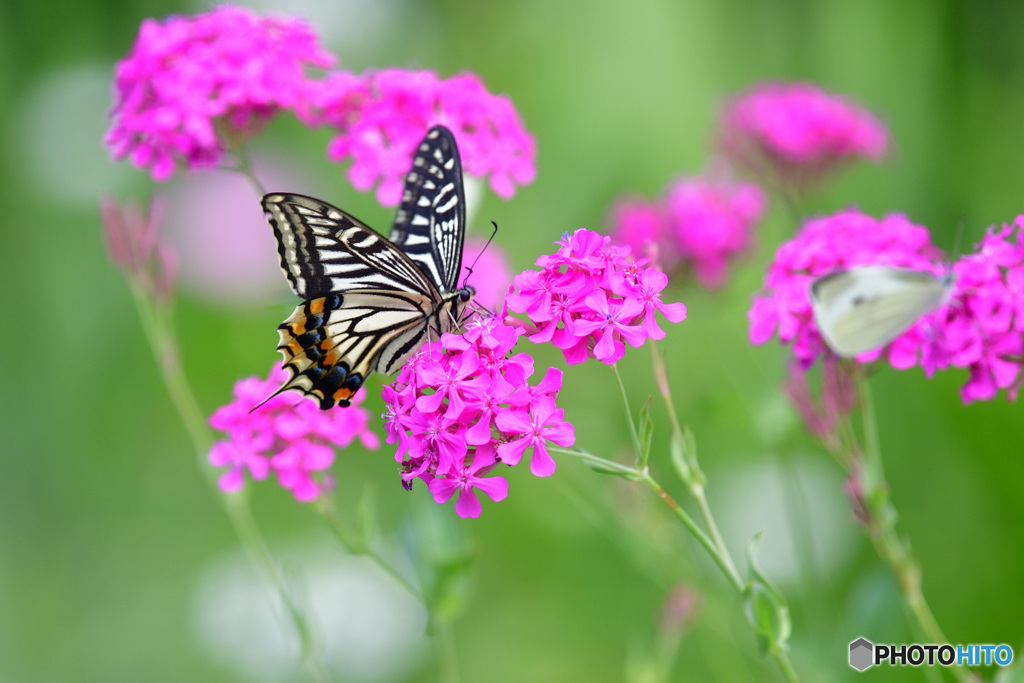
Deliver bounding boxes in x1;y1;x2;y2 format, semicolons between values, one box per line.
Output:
2;0;1023;681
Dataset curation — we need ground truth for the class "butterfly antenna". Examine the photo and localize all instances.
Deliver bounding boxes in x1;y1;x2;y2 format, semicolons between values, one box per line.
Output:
462;220;500;286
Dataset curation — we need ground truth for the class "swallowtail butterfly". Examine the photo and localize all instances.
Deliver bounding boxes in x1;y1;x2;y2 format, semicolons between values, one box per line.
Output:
262;125;475;408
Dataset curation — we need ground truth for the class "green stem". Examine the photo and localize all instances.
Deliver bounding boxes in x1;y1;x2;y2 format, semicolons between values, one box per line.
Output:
610;363;644;464
438;621;460;683
854;379;967;683
318;503;423;602
646;342;797;682
232;138;267;196
130;290;330;683
640;473;743;592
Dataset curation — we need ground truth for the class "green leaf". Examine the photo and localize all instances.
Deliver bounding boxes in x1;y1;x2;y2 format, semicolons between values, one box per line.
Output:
742;533;791;654
637;395;654;468
670;432;692;485
583;456;642;480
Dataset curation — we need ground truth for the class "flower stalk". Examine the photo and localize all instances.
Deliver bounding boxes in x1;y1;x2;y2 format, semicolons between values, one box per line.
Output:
129;287;331;683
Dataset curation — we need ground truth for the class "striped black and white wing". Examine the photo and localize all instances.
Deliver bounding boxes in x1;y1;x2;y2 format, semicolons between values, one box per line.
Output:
274;289;440;408
390;125;467;293
263;193;439;299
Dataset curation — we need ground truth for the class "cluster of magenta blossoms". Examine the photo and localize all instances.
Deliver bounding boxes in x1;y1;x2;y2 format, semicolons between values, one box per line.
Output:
105;6;336;180
506;228;688;365
927;217;1024;402
208;364;380;501
105;6;537;202
750;209;1024;403
717;82;889;194
610;176;767;288
383;317;574;518
304;69;537;206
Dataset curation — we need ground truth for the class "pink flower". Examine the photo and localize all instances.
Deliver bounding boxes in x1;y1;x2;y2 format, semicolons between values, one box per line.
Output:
751;209;1024;404
608;198;679;272
384;317;574;517
924;218;1024;402
427;445;509;519
101;195;177;301
208;363;379;501
608;177;767;289
717;82;889;194
665;177;767;288
506;228;687;365
305;69;536;206
105;7;335;181
494;398;576;477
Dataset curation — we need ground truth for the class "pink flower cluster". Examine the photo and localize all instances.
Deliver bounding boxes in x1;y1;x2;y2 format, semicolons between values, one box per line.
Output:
927;218;1024;402
208;363;379;501
749;209;1024;403
506;228;688;365
304;69;537;206
610;177;767;288
718;82;889;193
383;317;574;518
105;9;536;204
105;6;336;180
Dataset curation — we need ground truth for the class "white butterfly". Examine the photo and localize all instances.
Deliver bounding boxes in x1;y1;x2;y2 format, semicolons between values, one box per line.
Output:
810;265;955;357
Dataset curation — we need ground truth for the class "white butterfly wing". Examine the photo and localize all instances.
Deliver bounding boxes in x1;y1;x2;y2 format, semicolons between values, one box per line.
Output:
811;266;951;357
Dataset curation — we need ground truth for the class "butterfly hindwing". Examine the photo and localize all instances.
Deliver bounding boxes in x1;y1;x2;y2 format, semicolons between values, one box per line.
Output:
390;126;466;293
275;290;443;408
261;125;475;409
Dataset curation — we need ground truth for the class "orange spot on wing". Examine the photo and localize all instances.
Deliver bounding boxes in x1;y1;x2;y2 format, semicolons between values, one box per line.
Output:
332;387;355;405
291;319;307;335
309;298;325;314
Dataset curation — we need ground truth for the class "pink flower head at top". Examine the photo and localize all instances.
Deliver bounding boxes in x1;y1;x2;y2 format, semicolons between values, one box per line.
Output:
383;316;574;518
665;177;767;288
718;82;889;194
505;228;687;365
749;209;945;370
208;363;379;502
304;69;537;206
106;6;335;181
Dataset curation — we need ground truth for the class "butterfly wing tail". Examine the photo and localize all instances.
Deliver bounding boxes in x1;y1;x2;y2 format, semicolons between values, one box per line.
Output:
274;295;370;409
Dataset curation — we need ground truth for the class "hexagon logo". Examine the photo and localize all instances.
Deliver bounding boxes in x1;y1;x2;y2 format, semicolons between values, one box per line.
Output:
849;637;874;671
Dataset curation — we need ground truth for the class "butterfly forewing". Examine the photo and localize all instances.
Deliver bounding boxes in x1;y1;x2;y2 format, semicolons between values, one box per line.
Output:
390;126;467;293
261;125;474;409
265;194;435;298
